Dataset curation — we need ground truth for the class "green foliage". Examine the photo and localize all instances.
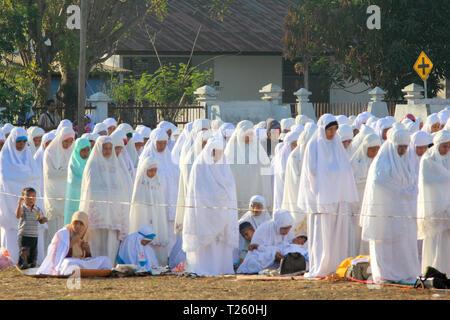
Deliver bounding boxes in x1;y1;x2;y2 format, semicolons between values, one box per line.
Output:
109;63;212;106
0;73;34;123
283;0;450;100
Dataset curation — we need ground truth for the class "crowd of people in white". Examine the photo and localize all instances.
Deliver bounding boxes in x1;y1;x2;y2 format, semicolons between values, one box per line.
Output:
0;107;448;284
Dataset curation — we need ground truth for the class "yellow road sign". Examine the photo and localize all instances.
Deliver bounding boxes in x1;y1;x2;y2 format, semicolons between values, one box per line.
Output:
414;51;433;81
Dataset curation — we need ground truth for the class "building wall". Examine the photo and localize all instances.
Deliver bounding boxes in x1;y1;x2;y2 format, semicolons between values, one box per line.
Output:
329;80;371;104
200;55;283;102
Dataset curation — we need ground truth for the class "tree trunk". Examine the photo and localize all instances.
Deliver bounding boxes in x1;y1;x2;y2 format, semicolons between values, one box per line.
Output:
56;69;78;121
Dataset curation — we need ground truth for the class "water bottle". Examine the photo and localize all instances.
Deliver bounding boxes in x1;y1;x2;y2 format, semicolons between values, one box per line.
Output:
137;253;147;272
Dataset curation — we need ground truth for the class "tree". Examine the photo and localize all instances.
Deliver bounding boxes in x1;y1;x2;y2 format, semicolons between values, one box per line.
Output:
283;0;450;100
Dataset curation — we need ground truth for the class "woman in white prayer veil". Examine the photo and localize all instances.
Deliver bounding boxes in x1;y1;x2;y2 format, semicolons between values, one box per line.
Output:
336;115;350;126
236;195;272;265
79;136;132;264
272;128;303;211
136;125;152;146
216;122;235;144
177;119;210;166
129;156;170;266
130;132;144;166
297;114;359;278
360;128;420;284
110;129;135;187
0;128;42;264
56;119;73;135
157;121;178;151
337;124;354;152
117;226;160;269
182;137;238;276
236;210;294;274
211;119;224;134
120;127;140;168
174;130;211;235
349;133;381;256
43;126;75;248
280;118;295;141
225;122;273;216
282;122;317;235
407;131;433;181
348;124;375;157
422;113;441;134
295;114;313;126
139;128;180;254
93;122;108;136
417;130;450;275
171;122;193;165
27;126;45;156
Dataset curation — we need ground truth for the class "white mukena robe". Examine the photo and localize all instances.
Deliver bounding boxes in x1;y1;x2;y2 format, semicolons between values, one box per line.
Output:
297;114;359;278
182;137;238;276
37;227;112;276
43;126;75;248
0;128;42;264
349;133;381;256
225;125;272;215
129;156;170;266
281;123;317;235
237;210;295;274
79;136;132;264
417;130;450;275
360;128;420;284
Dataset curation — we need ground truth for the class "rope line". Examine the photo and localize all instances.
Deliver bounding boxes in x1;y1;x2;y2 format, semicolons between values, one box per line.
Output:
2;190;449;221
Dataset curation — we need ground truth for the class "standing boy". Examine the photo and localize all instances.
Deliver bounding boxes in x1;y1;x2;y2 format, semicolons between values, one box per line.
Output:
16;187;48;269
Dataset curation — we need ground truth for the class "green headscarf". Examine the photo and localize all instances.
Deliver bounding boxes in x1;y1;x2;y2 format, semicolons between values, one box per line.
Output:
71;137;91;170
64;137;91;225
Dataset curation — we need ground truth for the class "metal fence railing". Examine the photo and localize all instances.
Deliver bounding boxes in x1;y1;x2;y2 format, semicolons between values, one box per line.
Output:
108;104;206;128
292;101;397;119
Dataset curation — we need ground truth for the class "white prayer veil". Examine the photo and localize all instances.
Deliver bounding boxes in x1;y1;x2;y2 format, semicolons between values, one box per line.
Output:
171;122;192;165
337;124;354;142
360;128;417;241
27;126;45;155
422;113;440;134
297;114;359;215
349;124;375;157
129;155;169;264
110;129;136;183
139;128;180;222
79;136;131;241
295;115;313;126
336;115;350;126
93;122;108;135
43;126;75;219
0;127;42;230
417;130;450;239
182;137;238;253
56;119;72;135
350;133;381;200
406;131;433;180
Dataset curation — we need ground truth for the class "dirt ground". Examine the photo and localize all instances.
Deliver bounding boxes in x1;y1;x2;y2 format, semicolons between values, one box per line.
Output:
0;267;448;300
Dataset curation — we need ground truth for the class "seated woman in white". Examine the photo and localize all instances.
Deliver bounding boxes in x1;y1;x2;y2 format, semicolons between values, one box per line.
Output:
116;226;161;271
237;210;295;274
37;211;112;276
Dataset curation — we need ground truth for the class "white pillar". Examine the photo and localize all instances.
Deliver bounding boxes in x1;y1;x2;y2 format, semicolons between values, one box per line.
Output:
193;85;218;119
294;88;316;122
394;83;428;121
87;92;112;124
367;87;388;117
259;83;284;105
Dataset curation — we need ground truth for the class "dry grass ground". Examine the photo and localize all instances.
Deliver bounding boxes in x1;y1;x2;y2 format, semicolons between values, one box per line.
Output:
0;267;448;300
